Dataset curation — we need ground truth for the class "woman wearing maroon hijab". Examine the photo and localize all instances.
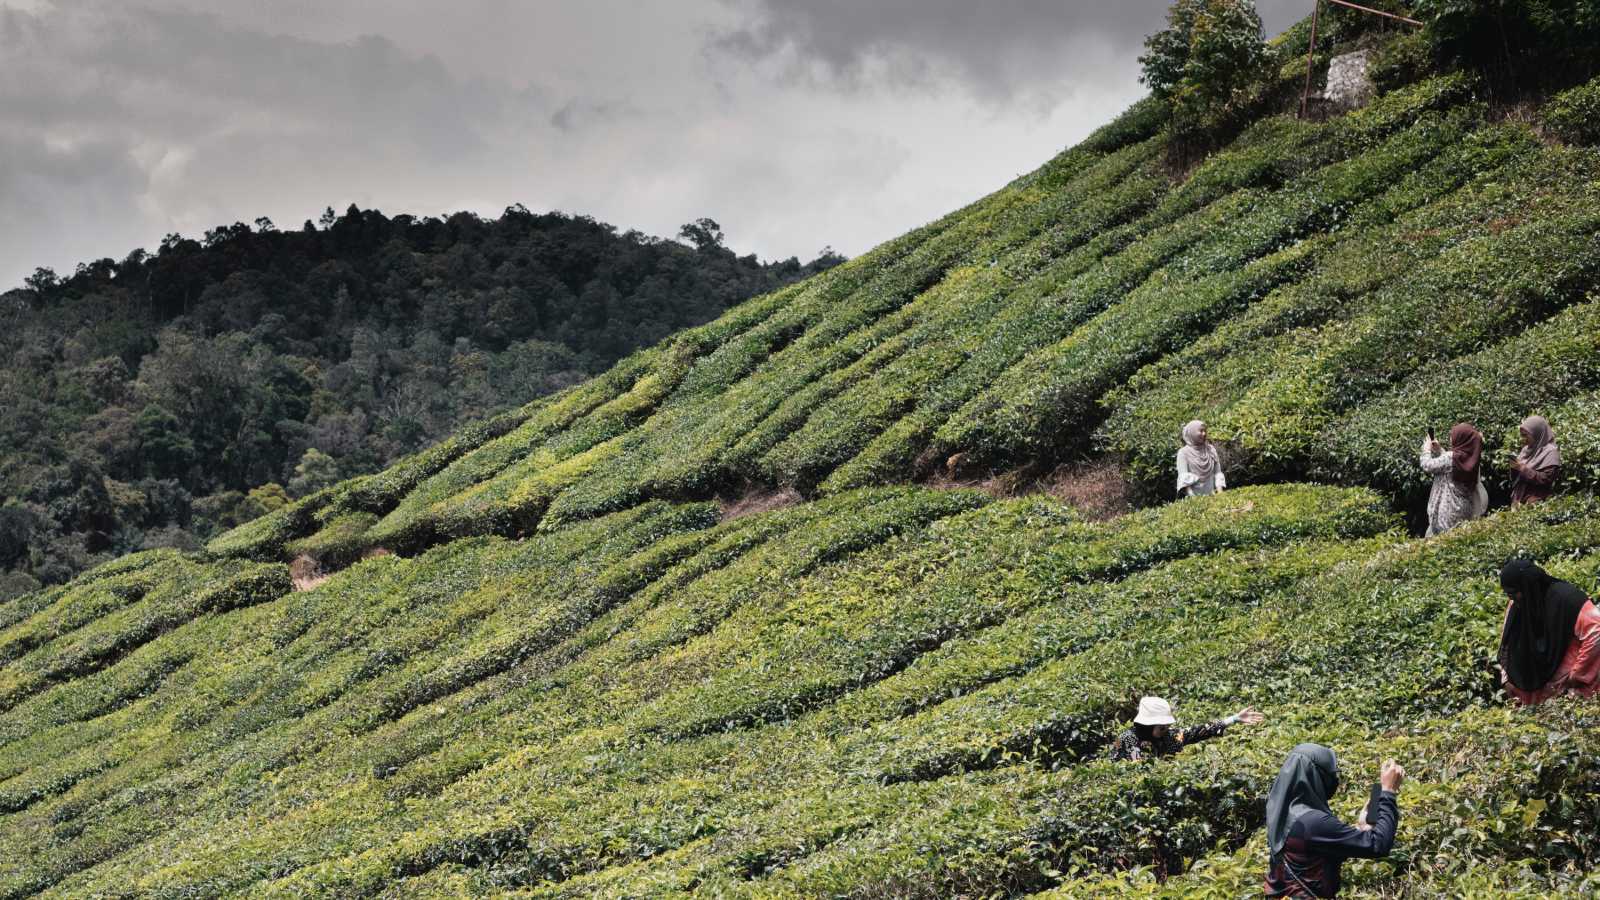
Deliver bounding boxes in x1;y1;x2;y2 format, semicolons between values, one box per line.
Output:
1499;558;1600;706
1419;422;1487;537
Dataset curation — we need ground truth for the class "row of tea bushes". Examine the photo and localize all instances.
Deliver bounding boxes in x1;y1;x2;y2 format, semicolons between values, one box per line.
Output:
932;107;1470;467
1098;124;1540;493
1324;296;1600;503
1102;137;1600;498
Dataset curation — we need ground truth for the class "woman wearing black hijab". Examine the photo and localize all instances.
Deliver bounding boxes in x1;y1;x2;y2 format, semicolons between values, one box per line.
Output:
1498;558;1600;706
1264;743;1405;897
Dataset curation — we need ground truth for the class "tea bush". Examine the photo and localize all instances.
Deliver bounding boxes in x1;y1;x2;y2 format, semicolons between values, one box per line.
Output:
1545;73;1600;145
1326;297;1600;502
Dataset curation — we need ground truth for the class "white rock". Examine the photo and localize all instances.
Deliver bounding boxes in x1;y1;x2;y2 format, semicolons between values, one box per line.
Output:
1324;49;1375;111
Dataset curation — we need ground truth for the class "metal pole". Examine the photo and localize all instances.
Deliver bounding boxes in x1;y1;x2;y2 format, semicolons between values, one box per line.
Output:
1326;0;1423;26
1300;0;1322;119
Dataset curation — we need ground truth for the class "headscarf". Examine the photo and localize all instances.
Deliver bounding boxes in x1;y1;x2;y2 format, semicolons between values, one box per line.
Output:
1266;743;1340;863
1498;558;1588;692
1447;422;1482;490
1179;419;1218;480
1516;416;1561;473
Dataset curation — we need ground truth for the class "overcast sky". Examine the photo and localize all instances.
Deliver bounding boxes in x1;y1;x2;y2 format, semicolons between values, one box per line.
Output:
0;0;1306;290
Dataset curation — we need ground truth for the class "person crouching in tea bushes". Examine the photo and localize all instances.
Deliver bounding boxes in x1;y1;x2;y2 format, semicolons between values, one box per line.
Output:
1498;557;1600;706
1264;744;1404;898
1176;420;1225;498
1108;696;1263;761
1419;422;1487;537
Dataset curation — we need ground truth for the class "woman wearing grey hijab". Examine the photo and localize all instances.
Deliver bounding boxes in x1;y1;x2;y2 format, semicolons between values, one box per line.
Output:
1510;415;1561;505
1264;743;1404;897
1175;420;1226;498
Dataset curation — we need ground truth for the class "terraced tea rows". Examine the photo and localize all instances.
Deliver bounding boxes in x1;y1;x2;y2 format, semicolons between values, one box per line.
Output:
5;24;1600;899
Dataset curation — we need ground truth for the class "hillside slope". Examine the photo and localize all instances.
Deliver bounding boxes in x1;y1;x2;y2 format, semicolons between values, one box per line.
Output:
5;20;1600;899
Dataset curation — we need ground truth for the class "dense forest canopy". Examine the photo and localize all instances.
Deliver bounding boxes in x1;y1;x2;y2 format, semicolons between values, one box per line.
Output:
0;205;843;595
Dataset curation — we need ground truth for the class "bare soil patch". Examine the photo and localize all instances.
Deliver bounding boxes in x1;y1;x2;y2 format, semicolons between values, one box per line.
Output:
718;485;803;522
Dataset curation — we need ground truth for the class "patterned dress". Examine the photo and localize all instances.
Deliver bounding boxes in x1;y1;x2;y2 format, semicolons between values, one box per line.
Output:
1108;719;1231;761
1420;444;1487;537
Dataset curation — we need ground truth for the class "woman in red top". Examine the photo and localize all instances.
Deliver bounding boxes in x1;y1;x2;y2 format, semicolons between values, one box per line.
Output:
1498;558;1600;706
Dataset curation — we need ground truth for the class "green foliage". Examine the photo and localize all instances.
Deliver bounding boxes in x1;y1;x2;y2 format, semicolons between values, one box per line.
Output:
1413;0;1600;89
1369;29;1435;93
1140;0;1270;141
1544;73;1600;144
1326;296;1600;502
0;208;841;588
1100;122;1598;498
7;25;1600;899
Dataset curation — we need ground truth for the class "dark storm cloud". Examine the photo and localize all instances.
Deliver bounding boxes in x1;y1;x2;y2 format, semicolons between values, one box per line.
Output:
713;0;1309;99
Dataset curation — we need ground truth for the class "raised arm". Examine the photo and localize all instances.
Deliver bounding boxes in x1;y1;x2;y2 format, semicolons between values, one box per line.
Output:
1173;719;1229;748
1419;439;1450;474
1304;792;1398;860
1175;706;1260;749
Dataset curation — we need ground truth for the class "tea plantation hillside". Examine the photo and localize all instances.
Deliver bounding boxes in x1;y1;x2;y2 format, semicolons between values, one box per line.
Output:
6;15;1600;899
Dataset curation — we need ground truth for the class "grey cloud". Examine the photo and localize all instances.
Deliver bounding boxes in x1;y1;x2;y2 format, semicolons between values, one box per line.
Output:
712;0;1309;101
0;0;1309;296
0;133;151;277
0;1;535;282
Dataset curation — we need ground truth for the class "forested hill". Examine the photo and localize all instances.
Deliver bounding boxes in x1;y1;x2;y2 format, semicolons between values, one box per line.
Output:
0;207;842;595
5;2;1600;897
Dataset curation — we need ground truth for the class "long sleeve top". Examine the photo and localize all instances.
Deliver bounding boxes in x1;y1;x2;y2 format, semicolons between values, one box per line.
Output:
1265;792;1399;897
1510;456;1560;505
1502;599;1600;706
1175;447;1225;497
1419;443;1487;537
1108;718;1231;761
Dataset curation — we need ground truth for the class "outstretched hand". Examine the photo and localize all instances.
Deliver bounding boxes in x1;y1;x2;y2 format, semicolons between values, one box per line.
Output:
1233;706;1264;726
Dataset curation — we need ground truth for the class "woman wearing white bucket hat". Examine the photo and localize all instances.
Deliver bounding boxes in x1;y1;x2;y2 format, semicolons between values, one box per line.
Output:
1108;695;1263;761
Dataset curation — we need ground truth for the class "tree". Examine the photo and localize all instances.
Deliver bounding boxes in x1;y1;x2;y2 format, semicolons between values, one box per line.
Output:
1139;0;1268;143
678;218;726;251
287;449;340;498
1412;0;1600;91
24;267;58;296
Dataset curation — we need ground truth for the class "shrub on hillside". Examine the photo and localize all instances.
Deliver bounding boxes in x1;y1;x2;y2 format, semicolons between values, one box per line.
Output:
1140;0;1270;146
1414;0;1600;90
1544;74;1600;145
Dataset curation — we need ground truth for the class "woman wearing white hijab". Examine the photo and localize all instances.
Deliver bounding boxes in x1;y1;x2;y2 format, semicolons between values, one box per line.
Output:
1175;419;1226;498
